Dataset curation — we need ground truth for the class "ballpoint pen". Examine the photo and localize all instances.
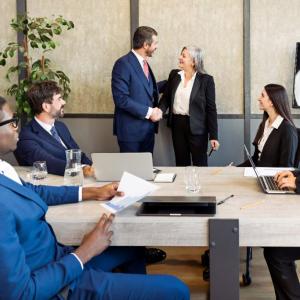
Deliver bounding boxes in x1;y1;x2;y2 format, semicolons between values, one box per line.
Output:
208;148;214;157
217;194;234;205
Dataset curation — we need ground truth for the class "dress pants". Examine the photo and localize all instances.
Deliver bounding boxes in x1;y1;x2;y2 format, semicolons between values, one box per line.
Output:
67;246;189;300
118;128;155;154
264;247;300;300
172;115;208;166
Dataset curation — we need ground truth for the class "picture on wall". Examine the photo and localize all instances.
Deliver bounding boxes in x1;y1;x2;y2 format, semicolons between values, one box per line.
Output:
293;42;300;107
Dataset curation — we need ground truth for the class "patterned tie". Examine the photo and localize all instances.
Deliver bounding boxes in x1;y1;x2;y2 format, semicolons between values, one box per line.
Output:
143;60;149;80
50;126;62;144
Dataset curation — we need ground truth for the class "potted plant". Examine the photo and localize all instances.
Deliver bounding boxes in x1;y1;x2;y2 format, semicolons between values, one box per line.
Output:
0;14;74;117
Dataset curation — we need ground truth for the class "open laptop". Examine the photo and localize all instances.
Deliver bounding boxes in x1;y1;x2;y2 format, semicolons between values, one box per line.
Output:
243;145;294;194
91;152;154;181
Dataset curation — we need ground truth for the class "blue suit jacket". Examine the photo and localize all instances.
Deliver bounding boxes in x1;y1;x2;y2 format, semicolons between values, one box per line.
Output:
111;51;159;142
14;119;92;176
0;175;82;300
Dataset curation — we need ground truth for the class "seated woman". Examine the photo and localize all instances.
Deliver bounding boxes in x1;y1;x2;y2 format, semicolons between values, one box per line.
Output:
159;46;219;166
240;84;298;167
264;170;300;299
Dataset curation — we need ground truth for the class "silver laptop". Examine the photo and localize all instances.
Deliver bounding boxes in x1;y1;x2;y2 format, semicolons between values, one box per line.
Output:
243;145;294;194
91;152;154;181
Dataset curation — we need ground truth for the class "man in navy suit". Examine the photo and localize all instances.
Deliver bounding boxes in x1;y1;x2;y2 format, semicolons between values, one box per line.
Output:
14;81;94;176
111;26;163;154
0;96;189;300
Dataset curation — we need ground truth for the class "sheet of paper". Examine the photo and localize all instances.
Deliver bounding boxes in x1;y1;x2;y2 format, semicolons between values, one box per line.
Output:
244;167;294;177
154;173;176;183
101;171;159;213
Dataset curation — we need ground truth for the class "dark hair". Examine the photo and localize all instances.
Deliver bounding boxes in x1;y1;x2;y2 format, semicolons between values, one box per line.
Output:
254;84;295;145
132;26;157;49
27;81;62;115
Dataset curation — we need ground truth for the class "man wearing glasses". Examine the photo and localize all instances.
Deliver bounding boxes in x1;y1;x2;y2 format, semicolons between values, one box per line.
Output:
14;81;94;176
0;96;189;300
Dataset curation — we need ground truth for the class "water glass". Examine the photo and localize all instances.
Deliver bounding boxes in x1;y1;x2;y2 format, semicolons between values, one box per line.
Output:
64;149;83;186
184;166;201;192
32;161;48;181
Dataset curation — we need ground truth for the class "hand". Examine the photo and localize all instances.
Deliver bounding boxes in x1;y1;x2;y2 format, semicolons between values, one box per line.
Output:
82;183;124;201
210;140;220;151
74;214;114;264
274;171;296;190
83;165;95;177
150;107;163;122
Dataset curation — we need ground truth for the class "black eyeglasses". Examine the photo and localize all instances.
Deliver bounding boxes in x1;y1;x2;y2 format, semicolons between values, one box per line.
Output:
0;117;19;128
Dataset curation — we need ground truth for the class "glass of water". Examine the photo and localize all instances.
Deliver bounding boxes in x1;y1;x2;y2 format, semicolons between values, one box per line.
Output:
64;149;83;186
184;166;201;193
32;161;48;182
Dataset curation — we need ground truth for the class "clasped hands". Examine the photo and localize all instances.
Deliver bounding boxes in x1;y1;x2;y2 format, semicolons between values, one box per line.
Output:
150;107;163;122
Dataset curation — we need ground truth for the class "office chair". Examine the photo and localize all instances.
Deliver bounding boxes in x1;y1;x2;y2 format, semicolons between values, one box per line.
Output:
242;128;300;286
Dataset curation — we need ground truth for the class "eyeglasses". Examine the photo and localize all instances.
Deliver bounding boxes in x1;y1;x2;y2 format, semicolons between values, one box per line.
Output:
0;117;19;128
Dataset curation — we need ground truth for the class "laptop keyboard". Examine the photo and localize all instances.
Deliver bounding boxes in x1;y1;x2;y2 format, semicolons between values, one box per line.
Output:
264;176;280;190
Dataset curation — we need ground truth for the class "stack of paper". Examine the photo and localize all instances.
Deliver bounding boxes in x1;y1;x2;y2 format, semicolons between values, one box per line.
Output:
154;173;176;183
101;172;159;213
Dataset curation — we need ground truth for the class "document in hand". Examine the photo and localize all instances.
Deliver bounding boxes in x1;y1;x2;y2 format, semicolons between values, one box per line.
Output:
101;171;159;213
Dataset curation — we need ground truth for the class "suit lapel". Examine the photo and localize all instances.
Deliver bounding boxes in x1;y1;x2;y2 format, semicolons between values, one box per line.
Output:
170;73;181;106
0;174;48;212
32;119;66;150
128;52;152;97
189;73;201;104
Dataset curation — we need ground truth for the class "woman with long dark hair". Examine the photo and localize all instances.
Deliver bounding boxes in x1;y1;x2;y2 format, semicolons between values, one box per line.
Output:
240;84;298;167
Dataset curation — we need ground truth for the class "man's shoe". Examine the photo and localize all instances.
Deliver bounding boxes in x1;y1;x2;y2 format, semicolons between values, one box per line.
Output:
145;248;167;264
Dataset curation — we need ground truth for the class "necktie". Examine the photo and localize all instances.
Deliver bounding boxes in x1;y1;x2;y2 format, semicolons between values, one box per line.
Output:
50;126;62;144
143;60;149;80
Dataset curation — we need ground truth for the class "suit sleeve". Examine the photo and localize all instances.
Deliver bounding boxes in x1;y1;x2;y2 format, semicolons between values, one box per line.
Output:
111;59;149;119
158;70;177;113
279;125;298;167
15;138;67;176
0;207;83;300
23;182;79;206
205;76;218;140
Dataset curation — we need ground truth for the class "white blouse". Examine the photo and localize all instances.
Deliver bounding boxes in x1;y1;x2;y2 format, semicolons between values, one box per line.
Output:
257;115;284;157
173;71;197;115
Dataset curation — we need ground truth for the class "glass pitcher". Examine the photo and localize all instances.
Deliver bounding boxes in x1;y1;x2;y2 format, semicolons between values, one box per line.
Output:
64;149;83;186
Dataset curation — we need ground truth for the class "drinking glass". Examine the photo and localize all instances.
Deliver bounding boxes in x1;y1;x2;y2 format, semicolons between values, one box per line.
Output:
32;161;48;182
184;166;201;192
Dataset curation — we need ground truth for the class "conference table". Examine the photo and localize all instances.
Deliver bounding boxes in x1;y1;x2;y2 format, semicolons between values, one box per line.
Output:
17;166;300;300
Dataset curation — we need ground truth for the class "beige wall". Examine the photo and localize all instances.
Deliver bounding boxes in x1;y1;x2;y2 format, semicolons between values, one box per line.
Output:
251;0;300;114
140;0;244;114
0;0;17;107
1;1;300;115
27;0;130;114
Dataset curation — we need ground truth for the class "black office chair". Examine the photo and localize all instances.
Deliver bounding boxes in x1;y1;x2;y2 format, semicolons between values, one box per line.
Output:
242;128;300;286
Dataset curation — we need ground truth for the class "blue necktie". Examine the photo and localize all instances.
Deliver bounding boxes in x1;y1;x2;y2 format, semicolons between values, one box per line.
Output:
50;126;62;145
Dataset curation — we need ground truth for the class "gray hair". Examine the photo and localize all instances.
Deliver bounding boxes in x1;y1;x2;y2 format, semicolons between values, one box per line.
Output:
183;46;205;73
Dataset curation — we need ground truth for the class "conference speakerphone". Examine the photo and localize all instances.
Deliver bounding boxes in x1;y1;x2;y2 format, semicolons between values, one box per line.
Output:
136;196;216;216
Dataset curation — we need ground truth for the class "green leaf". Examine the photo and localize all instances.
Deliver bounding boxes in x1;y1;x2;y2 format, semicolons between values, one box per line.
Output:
28;33;36;40
0;59;6;66
49;41;56;49
40;74;47;80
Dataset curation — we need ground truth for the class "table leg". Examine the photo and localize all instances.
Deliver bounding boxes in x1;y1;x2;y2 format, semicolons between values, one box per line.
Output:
209;219;239;300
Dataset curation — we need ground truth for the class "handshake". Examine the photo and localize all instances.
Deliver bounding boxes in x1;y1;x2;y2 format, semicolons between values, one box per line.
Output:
150;107;163;122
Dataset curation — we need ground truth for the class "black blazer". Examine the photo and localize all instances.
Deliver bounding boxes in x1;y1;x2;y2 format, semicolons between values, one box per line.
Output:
159;69;218;140
240;120;298;167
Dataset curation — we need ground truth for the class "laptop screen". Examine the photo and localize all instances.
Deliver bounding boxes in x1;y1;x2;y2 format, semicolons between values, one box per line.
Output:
243;144;261;178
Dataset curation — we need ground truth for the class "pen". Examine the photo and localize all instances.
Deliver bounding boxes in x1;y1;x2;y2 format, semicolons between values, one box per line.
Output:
217;194;234;205
208;148;214;157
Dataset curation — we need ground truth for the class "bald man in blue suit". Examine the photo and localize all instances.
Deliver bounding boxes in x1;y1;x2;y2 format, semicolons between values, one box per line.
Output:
0;97;189;300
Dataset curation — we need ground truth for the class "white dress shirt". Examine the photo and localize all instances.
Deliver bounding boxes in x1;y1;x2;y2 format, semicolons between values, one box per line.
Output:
35;117;67;148
173;71;197;115
257;115;284;157
131;49;153;119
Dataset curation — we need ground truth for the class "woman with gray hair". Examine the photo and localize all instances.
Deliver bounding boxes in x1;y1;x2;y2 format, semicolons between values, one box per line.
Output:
159;46;219;166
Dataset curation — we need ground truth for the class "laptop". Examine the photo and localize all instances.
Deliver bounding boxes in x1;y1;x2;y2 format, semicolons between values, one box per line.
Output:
136;196;216;216
91;152;154;181
243;145;294;194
